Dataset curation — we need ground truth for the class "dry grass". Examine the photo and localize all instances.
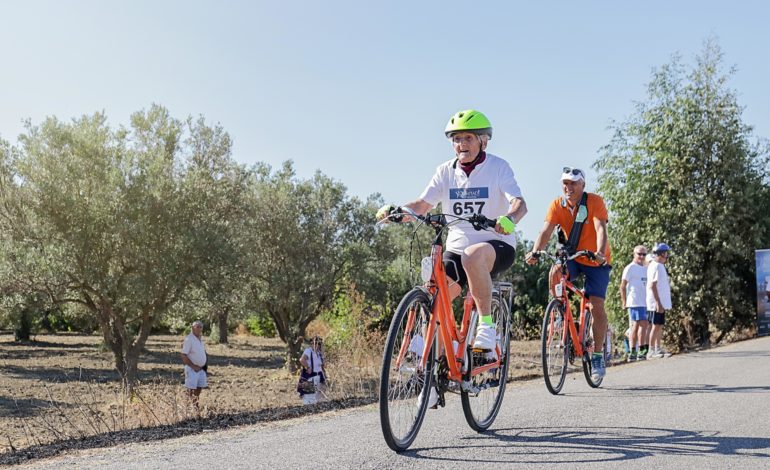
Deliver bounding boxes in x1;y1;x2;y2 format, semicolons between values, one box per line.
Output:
0;331;545;464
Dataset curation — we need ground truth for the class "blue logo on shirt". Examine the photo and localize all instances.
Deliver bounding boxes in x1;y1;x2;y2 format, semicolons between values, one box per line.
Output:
450;187;489;199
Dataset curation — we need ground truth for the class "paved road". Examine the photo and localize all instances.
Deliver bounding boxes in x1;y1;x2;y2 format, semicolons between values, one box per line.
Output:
18;336;770;469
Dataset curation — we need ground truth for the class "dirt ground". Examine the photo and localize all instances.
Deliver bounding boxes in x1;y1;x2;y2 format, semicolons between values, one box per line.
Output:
0;332;545;457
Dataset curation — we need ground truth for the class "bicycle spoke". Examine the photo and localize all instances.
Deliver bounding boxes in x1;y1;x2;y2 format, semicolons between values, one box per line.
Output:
462;294;510;431
541;299;568;394
380;288;434;451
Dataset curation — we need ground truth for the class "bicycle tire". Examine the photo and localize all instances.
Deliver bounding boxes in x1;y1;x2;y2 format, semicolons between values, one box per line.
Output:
581;310;604;388
379;288;435;452
541;299;568;395
461;294;511;432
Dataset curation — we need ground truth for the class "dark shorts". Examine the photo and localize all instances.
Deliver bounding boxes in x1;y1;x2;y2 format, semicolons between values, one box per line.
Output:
443;240;516;287
648;311;665;325
565;260;612;299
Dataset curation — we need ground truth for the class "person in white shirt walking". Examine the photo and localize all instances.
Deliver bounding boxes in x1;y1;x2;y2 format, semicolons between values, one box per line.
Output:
181;320;208;409
646;243;672;358
620;245;649;361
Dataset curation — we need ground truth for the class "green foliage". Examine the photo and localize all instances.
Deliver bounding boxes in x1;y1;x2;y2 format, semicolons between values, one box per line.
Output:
594;39;770;347
245;314;276;337
0;105;245;389
342;196;422;332
322;286;377;358
505;236;556;339
243;161;391;369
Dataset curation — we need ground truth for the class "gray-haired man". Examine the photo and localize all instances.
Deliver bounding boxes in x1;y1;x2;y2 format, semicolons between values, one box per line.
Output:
181;320;208;408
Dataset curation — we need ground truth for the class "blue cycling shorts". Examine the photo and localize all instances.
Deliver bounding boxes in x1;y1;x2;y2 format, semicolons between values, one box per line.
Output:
565;260;612;299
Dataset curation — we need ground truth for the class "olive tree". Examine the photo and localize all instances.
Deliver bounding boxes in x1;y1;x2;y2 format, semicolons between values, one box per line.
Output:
0;105;240;391
244;161;377;369
594;40;770;347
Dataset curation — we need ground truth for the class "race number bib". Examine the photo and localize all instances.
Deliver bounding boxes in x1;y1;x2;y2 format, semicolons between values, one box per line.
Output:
449;187;488;216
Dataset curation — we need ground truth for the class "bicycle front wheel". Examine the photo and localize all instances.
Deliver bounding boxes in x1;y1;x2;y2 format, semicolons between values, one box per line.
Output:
461;294;511;432
541;299;568;395
581;310;604;388
379;288;435;452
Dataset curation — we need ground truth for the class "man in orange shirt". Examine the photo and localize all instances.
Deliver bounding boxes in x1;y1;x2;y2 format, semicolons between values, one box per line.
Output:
526;167;612;381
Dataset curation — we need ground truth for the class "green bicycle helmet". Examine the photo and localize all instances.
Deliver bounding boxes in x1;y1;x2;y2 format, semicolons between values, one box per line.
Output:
444;109;493;138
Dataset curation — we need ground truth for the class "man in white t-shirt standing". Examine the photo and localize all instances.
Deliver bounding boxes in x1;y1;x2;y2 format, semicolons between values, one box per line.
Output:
646;243;672;359
377;109;527;408
620;245;649;361
181;320;208;409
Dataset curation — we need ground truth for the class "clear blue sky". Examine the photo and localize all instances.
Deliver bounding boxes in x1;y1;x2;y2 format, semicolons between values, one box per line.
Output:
2;1;768;241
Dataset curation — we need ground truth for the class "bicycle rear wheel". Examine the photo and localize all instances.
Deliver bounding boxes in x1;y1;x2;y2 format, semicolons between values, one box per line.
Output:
461;294;511;432
581;310;604;388
541;299;568;395
379;288;435;452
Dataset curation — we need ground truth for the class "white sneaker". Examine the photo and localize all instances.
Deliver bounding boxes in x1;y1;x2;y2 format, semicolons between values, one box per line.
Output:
647;349;663;359
473;323;497;350
417;386;438;409
659;349;672;358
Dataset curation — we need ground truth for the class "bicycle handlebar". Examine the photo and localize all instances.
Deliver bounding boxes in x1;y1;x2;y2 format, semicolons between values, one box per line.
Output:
381;206;497;232
529;249;597;264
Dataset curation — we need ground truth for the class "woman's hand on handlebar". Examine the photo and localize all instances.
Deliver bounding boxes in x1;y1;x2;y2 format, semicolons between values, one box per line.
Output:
376;204;418;224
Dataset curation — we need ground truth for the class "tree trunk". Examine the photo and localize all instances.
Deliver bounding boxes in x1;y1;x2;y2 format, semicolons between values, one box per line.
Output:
98;302;156;396
286;335;304;372
218;309;229;344
123;348;141;396
14;308;32;341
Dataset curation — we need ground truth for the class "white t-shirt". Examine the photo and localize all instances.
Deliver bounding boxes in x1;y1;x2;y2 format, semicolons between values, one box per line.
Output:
418;153;523;254
181;333;207;367
303;348;324;374
621;262;647;308
646;260;672;311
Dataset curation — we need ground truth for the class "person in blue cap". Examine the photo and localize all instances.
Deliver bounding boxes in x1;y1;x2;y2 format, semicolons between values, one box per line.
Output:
646;243;672;358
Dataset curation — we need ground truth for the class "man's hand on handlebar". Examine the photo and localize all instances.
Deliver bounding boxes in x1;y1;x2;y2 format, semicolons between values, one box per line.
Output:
524;251;540;265
594;251;607;266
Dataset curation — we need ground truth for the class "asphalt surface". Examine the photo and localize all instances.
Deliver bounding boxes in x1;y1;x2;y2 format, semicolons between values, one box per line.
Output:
16;336;770;469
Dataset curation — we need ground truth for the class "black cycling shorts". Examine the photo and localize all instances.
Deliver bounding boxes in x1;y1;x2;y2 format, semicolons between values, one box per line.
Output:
443;240;516;288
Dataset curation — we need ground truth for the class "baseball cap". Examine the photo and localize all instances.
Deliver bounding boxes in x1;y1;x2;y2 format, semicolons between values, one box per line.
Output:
561;167;585;182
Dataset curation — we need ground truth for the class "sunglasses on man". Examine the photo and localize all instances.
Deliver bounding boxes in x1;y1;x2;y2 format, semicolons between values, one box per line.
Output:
635;252;647;256
562;167;584;177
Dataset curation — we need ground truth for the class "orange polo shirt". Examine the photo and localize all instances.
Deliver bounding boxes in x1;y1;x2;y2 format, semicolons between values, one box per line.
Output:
545;192;612;267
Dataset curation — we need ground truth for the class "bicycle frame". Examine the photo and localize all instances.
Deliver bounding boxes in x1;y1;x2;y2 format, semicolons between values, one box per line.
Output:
547;262;594;358
394;227;502;383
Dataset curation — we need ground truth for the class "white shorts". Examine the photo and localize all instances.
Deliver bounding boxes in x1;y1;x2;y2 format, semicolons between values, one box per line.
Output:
184;365;208;389
301;376;324;405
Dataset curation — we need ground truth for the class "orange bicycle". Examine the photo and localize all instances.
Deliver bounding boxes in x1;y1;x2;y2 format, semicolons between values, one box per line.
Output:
378;207;514;452
530;248;605;394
